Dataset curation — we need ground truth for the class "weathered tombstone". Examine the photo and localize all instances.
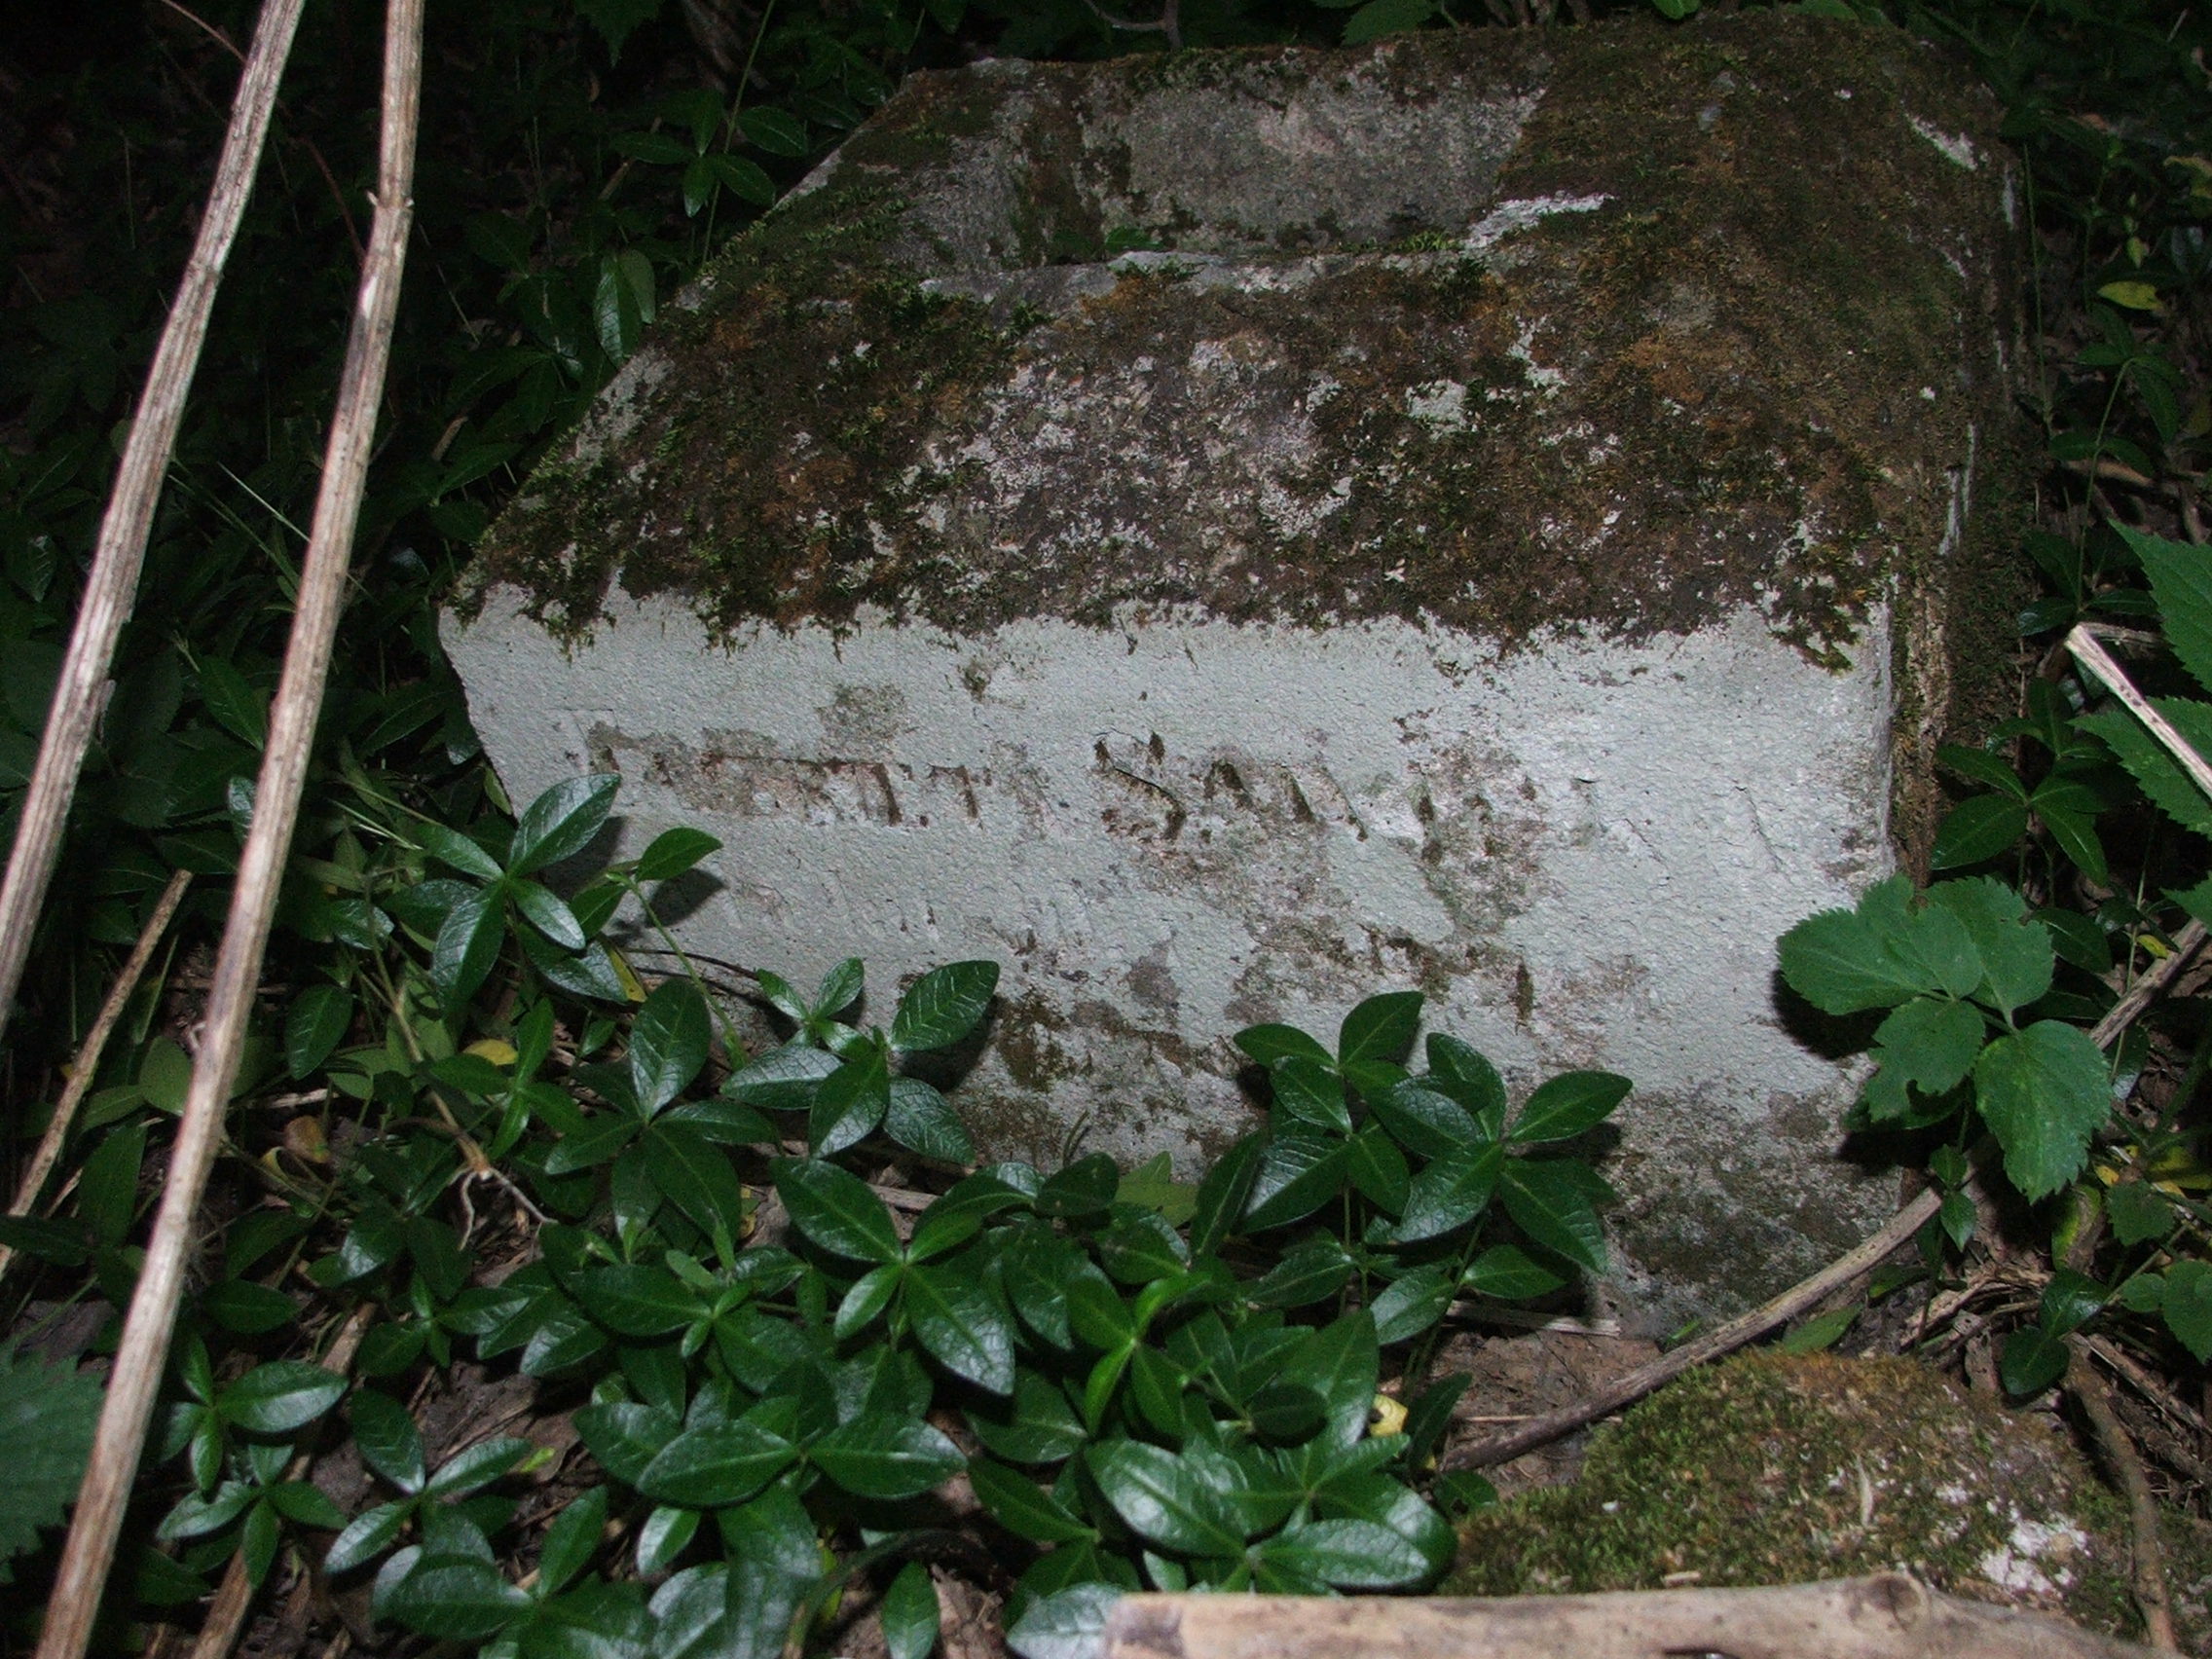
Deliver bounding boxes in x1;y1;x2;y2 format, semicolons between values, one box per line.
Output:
446;15;2020;1323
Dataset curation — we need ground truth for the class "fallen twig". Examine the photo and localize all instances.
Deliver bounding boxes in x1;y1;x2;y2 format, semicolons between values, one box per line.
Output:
1442;1187;1942;1470
34;3;424;1653
0;868;191;1284
2068;1341;2181;1653
0;1;303;1051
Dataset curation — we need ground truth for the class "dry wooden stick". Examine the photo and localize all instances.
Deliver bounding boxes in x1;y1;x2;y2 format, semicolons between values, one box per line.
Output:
0;868;191;1283
2068;1343;2181;1653
2067;625;2212;803
0;0;304;1053
33;2;424;1653
186;1304;376;1659
1101;1574;2162;1659
1442;1186;1944;1470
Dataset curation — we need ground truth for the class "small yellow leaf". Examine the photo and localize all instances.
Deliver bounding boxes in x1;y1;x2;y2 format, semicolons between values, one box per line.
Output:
610;948;646;1003
466;1038;519;1066
1367;1394;1408;1437
2098;279;2162;313
2169;154;2212;179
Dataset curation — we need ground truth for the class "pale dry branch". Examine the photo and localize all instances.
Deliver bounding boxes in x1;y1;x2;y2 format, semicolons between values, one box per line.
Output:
0;0;304;1051
34;1;425;1652
2069;1342;2182;1653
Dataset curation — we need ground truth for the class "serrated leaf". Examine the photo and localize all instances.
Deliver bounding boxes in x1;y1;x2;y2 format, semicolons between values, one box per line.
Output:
1930;795;2031;868
1926;878;2054;1015
2080;703;2212;836
1871;997;1986;1095
2162;1260;2212;1361
0;1350;101;1569
890;961;999;1051
1972;1021;2112;1201
2106;1181;2175;1246
1776;877;1936;1013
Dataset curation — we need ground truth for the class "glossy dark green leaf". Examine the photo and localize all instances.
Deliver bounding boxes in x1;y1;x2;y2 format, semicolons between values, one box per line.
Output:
416;820;503;881
285;984;354;1080
1346;1126;1410;1214
967;1371;1088;1464
350;1388;427;1493
970;1456;1096;1543
1401;1373;1471;1468
537;1486;609;1597
507;774;620;878
1460;1244;1564;1301
1006;1584;1122;1659
572;1264;704;1337
1280;1311;1380;1451
1097;1209;1190;1285
1086;1439;1245;1556
1258;1517;1428;1589
1369;1265;1454;1345
510;878;586;951
1246;1235;1354;1310
642;1123;749;1242
885;1076;975;1164
772;1157;901;1264
1188;1132;1264;1258
2163;1260;2212;1362
908;1260;1016;1393
1005;1231;1080;1348
834;1263;903;1341
1999;1324;2070;1396
1234;1023;1333;1067
810;1414;965;1499
737;106;810;156
1244;1382;1325;1443
1424;1034;1506;1130
662;1097;779;1144
1243;1131;1348;1232
726;1042;839;1110
1509;1071;1631;1145
634;827;721;883
325;1500;410;1574
1338;992;1421;1069
1036;1154;1121;1220
218;1361;345;1435
909;1172;1029;1263
1497;1158;1609;1272
890;960;999;1051
635;1418;797;1508
431;887;507;1007
629;978;710;1116
543;1114;638;1176
2041;1268;2108;1339
1390;1141;1502;1245
377;1553;531;1640
573;1402;682;1487
201;1277;298;1335
809;1040;891;1156
426;1436;534;1499
880;1561;940;1659
1270;1055;1351;1134
1065;1262;1135;1349
1368;1081;1482;1160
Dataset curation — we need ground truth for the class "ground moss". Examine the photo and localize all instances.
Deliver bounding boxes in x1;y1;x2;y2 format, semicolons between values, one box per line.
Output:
1444;1351;2194;1647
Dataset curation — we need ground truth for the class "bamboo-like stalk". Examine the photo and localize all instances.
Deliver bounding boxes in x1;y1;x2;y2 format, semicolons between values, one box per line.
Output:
0;0;304;1052
33;2;424;1652
0;868;191;1284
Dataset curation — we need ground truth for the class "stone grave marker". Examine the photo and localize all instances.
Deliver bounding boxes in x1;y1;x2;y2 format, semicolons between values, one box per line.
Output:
445;15;2021;1322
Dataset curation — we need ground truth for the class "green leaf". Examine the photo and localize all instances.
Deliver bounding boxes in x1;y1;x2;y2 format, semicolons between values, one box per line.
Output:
509;879;586;951
1460;1244;1564;1301
574;1402;682;1487
378;1553;531;1640
285;985;354;1080
1390;1141;1502;1245
1234;1024;1333;1067
572;1264;704;1337
706;154;776;207
508;775;620;878
1871;997;1986;1095
1247;1235;1354;1309
641;1124;749;1242
1280;1311;1380;1451
1926;879;2054;1015
891;961;1000;1051
1269;1055;1352;1134
881;1561;940;1659
1425;1034;1506;1130
325;1500;410;1574
629;978;709;1117
219;1361;345;1435
1243;1131;1349;1232
1368;1081;1482;1160
1930;796;2031;868
2105;1182;2175;1247
1777;877;1936;1013
0;1349;101;1569
773;1157;901;1264
635;1417;797;1508
737;106;810;157
1400;1374;1470;1469
1086;1439;1245;1556
1342;0;1436;45
1338;991;1421;1069
425;1436;534;1499
885;1077;975;1164
2042;1269;2107;1338
2163;1260;2212;1362
2123;525;2212;696
1498;1159;1609;1272
536;1486;608;1597
906;1261;1016;1393
1006;1584;1121;1659
266;1478;347;1530
350;1389;427;1493
1258;1517;1429;1588
1036;1154;1121;1221
1972;1022;2112;1201
416;820;505;882
1999;1325;2070;1396
727;1043;839;1111
1369;1266;1454;1345
432;887;507;1007
835;1264;903;1341
1780;1306;1859;1353
811;1414;965;1499
197;656;268;749
1066;1263;1135;1349
966;1372;1088;1465
1189;1132;1264;1258
970;1456;1095;1543
76;1119;144;1248
810;1040;891;1156
634;827;722;883
1509;1071;1631;1144
201;1278;298;1335
2080;703;2212;836
1346;1127;1410;1214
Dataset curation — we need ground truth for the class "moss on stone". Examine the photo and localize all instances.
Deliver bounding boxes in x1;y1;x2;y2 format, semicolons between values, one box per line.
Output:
1444;1351;2194;1647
